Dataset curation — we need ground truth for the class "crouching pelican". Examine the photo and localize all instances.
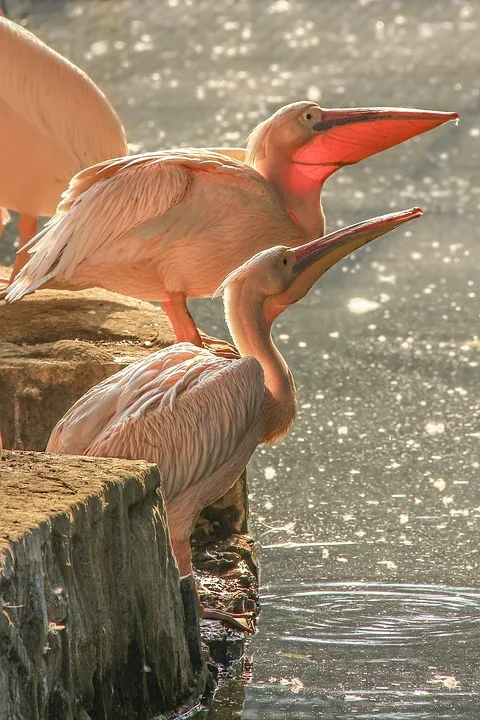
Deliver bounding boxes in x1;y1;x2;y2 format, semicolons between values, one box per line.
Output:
46;207;422;631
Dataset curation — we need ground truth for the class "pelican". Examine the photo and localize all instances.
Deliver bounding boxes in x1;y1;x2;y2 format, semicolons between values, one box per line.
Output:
0;15;128;286
6;100;455;347
46;207;422;631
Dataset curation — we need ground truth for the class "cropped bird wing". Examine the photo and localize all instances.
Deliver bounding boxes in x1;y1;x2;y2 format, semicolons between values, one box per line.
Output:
5;149;264;301
47;343;265;503
0;17;127;173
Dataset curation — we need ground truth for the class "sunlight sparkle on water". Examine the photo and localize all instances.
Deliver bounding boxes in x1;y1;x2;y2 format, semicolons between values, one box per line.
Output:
347;297;381;314
264;466;277;480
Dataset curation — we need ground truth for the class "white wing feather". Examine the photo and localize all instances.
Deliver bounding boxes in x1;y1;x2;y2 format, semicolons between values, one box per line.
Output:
5;149;263;302
47;344;265;504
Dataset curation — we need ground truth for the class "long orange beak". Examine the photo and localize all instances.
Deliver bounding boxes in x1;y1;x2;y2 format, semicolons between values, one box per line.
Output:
268;207;422;317
292;108;458;183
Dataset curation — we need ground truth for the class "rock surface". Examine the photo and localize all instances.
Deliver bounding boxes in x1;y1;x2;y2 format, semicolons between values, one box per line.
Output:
0;283;174;452
0;451;209;720
194;534;259;666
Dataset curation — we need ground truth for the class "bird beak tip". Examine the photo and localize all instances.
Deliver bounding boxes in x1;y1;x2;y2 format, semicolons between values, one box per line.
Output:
292;206;423;280
409;206;423;219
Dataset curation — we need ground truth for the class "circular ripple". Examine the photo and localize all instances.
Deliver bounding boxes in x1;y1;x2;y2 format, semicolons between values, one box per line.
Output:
265;583;480;646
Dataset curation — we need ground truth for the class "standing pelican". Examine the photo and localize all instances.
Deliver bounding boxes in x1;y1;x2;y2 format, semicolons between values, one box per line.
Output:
5;106;452;347
46;207;422;630
0;15;128;286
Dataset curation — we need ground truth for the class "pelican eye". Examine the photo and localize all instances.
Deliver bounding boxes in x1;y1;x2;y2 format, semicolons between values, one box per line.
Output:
305;112;312;120
283;257;288;266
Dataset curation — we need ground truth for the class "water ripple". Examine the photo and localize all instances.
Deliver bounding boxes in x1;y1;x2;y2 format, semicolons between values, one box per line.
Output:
263;583;480;647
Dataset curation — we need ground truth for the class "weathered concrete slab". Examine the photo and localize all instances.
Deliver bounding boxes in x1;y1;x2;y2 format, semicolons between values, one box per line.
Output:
0;451;209;720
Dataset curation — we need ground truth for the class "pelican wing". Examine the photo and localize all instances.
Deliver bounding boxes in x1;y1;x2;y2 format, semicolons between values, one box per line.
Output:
47;344;265;504
0;17;127;174
207;147;247;163
5;149;264;302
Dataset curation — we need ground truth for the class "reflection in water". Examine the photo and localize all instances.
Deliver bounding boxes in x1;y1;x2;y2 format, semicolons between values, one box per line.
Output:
2;0;479;718
240;691;479;720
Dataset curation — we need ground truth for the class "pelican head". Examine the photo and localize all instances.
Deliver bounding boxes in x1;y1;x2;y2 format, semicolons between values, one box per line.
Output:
247;101;458;186
218;207;423;328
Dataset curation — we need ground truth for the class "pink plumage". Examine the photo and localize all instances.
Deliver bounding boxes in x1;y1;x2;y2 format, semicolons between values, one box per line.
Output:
0;15;127;286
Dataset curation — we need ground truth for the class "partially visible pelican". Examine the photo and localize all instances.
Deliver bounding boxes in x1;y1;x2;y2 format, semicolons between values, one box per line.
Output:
0;15;128;286
5;102;453;347
46;207;422;631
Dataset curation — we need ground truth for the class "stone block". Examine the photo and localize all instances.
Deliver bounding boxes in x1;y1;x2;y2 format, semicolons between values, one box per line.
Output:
0;451;209;719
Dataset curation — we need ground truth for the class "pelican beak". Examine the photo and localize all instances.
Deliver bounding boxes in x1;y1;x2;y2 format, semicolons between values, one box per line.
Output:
292;107;458;183
268;207;422;316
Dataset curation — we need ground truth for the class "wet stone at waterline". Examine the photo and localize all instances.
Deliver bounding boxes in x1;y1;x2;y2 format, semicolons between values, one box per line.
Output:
1;0;479;718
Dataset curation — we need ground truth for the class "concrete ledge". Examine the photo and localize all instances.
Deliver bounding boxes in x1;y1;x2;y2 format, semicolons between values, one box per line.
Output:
0;284;174;452
0;451;209;720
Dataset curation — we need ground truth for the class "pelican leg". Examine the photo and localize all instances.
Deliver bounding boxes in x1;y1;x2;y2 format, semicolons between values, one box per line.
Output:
170;535;255;634
162;291;203;346
0;214;37;289
171;536;194;577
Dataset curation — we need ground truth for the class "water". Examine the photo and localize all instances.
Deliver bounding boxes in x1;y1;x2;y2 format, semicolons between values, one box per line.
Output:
3;0;480;717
